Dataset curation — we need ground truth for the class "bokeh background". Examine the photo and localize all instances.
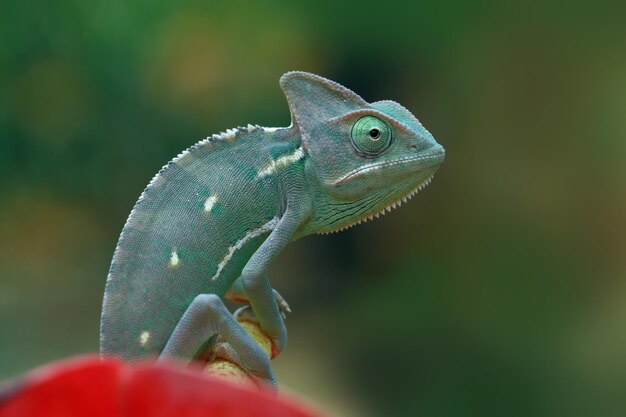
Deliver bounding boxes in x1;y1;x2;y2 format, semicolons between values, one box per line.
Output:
1;1;625;415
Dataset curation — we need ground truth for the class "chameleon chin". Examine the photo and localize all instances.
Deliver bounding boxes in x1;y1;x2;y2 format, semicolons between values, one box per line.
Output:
100;71;445;387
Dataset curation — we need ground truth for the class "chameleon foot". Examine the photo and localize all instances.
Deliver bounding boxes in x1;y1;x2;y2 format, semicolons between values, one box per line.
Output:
159;294;276;387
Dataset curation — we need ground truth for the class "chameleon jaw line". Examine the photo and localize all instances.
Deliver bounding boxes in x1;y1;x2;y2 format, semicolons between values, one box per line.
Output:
333;154;442;185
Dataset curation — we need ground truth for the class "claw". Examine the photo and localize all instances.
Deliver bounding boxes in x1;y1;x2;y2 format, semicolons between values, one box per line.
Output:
272;289;292;315
233;306;257;323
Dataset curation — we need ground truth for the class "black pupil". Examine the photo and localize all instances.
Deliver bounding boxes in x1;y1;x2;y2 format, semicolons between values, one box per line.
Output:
369;128;380;139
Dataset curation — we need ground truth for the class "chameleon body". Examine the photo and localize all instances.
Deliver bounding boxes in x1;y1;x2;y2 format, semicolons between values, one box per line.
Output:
100;72;445;385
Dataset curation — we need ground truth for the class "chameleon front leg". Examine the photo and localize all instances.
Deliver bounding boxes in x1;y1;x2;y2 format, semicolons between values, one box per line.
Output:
159;293;276;385
158;199;309;383
239;200;310;358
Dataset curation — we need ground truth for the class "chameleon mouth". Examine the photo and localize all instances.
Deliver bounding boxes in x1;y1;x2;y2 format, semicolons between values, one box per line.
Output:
332;154;443;185
318;173;435;235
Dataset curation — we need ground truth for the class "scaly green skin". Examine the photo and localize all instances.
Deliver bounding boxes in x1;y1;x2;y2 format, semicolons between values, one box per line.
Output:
100;72;445;385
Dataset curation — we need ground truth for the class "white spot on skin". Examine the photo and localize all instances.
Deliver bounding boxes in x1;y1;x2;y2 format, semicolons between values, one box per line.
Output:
211;217;279;281
257;146;305;179
139;330;150;346
169;249;180;268
203;194;218;213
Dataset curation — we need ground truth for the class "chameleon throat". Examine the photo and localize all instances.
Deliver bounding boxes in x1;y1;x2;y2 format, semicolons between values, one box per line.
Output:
319;174;435;235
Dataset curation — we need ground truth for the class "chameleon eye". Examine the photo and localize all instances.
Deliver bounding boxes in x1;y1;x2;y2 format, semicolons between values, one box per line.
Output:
350;116;392;156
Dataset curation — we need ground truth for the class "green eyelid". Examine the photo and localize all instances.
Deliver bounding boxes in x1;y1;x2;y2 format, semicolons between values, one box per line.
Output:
350;116;392;156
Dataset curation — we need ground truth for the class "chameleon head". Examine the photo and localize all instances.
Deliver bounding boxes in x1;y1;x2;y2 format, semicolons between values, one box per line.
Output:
281;72;445;233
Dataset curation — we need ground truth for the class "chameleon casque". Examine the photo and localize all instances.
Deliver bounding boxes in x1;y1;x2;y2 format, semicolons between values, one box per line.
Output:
100;71;445;386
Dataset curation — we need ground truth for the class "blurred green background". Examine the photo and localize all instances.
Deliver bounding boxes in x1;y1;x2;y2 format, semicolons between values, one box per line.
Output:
1;0;625;415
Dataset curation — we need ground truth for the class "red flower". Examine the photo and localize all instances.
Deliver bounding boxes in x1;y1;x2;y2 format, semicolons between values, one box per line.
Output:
0;356;323;417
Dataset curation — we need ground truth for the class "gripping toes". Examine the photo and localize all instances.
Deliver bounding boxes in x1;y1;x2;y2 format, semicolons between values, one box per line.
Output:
159;294;276;386
235;293;288;323
226;280;292;319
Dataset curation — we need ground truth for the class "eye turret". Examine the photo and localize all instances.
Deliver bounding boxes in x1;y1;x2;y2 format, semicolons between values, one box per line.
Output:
350;116;392;156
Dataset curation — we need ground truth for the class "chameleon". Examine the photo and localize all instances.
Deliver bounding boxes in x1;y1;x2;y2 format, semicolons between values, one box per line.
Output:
100;71;445;386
